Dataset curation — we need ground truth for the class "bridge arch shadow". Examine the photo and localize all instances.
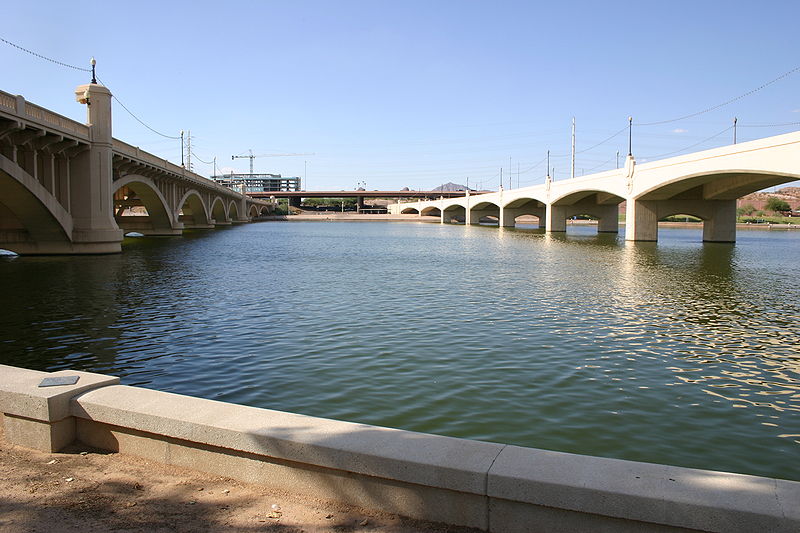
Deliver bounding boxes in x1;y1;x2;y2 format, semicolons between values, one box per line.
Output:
0;153;73;254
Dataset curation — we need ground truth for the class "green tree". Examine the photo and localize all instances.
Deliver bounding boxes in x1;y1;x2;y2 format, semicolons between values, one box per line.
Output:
765;197;791;213
737;204;756;216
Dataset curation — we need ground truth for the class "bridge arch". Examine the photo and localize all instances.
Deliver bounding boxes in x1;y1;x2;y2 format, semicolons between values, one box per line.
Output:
228;200;240;222
176;190;212;229
210;196;229;225
635;169;800;202
0;153;73;254
420;206;441;217
248;204;259;218
502;196;546;228
549;190;624;233
113;174;179;235
468;200;500;225
629;169;800;243
400;207;420;214
443;203;466;224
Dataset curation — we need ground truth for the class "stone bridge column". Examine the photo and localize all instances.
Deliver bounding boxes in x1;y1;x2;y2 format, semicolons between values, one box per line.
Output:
701;200;737;242
72;83;123;253
624;199;658;241
499;207;518;227
596;204;621;233
545;204;567;232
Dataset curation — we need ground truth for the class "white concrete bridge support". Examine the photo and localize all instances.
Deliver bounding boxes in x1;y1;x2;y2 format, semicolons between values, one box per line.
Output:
71;83;123;251
625;199;736;242
545;204;568;233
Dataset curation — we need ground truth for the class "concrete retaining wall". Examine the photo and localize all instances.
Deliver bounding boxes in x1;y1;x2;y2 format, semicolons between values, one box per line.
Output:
1;364;797;532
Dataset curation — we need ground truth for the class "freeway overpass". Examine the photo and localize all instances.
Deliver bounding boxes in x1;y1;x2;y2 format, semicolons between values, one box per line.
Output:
247;189;479;210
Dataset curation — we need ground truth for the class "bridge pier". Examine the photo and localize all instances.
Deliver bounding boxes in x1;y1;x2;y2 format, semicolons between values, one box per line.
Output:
69;84;124;253
625;198;737;242
545;204;568;232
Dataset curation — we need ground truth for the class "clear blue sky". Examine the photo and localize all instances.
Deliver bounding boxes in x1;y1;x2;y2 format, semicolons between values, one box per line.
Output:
3;1;799;191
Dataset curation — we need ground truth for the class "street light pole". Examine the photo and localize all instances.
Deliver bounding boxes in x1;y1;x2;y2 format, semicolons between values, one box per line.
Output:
627;116;633;156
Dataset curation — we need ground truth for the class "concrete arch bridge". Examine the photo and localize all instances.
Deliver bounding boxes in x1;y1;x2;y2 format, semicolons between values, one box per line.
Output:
390;131;800;242
0;84;273;255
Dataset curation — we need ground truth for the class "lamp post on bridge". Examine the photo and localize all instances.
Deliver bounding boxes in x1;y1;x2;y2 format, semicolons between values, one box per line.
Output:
628;116;633;157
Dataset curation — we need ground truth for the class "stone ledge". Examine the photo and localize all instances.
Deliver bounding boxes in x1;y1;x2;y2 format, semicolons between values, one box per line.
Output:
0;364;119;422
1;364;798;532
71;384;503;496
487;444;799;533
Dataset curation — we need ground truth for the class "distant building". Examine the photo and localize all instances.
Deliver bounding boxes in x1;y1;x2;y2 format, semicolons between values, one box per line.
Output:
212;173;301;193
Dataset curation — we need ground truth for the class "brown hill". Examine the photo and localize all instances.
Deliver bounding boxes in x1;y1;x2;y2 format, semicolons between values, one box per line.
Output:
737;187;800;211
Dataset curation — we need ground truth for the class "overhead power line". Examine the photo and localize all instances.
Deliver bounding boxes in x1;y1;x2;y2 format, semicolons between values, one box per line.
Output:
636;65;800;126
641;125;733;160
0;36;91;72
190;150;215;165
739;120;800;128
0;37;182;141
97;78;181;140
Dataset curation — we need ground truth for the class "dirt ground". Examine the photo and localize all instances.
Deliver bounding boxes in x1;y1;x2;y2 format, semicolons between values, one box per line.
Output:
0;425;478;533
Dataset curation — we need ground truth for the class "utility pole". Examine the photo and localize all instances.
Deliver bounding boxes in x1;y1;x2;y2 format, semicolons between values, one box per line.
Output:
509;156;512;189
571;117;576;179
546;150;550;181
186;130;192;172
499;168;503;190
733;117;738;144
180;130;184;167
616;150;620;169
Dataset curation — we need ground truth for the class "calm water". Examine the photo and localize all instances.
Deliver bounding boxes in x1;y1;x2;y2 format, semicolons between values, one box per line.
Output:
1;222;798;481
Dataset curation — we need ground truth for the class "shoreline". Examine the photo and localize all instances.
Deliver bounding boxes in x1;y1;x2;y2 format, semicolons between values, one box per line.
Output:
257;214;799;230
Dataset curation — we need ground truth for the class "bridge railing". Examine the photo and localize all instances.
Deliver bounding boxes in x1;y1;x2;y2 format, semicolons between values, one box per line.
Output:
0;89;91;140
112;138;249;198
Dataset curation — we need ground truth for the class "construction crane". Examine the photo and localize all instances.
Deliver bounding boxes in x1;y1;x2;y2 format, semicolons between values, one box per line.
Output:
231;149;314;175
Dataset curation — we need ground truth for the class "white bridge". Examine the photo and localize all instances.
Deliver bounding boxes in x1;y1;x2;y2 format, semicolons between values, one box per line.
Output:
390;132;800;242
0;83;273;255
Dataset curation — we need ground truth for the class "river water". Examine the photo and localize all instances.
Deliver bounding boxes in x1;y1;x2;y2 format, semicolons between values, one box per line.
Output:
1;221;798;481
